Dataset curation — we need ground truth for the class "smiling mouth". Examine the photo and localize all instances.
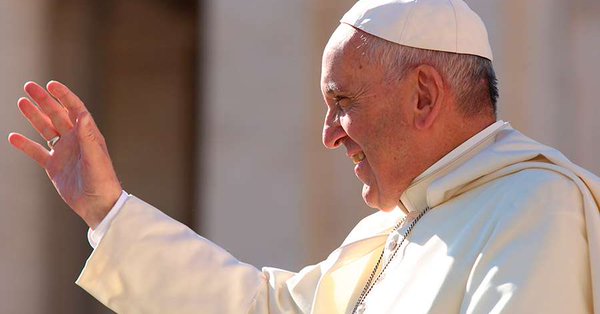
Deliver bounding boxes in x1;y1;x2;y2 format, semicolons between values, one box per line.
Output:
351;152;365;164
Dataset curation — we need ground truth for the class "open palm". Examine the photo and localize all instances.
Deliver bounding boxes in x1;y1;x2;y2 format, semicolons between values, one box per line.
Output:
8;81;122;229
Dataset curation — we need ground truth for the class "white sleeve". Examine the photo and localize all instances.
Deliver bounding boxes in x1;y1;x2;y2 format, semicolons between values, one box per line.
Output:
77;195;323;313
87;190;129;248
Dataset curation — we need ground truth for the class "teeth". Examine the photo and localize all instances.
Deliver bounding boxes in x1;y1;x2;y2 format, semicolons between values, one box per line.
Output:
352;152;365;164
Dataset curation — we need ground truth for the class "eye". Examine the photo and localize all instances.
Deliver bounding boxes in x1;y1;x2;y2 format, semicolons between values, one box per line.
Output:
335;97;352;112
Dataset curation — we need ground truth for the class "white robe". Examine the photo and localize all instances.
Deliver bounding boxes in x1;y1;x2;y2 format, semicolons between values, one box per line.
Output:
77;122;600;313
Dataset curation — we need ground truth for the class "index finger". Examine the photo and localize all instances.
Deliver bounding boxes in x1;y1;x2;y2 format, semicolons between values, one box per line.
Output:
46;81;89;124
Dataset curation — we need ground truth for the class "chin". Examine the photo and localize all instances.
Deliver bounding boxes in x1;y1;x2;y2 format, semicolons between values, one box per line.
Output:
362;184;396;212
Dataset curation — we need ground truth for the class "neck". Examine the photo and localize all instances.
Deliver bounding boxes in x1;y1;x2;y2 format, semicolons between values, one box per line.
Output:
443;112;495;152
413;113;495;188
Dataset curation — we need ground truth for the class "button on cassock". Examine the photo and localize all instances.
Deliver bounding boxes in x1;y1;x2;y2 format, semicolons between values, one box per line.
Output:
386;232;401;252
356;302;366;314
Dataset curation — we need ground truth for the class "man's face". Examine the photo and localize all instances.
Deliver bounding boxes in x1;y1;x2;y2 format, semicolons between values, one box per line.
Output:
320;25;421;212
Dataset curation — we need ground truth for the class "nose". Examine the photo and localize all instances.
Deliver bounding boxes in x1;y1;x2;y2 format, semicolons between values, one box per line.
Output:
322;109;346;149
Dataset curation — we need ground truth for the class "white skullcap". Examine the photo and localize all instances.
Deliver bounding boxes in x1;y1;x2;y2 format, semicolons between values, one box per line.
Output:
340;0;493;60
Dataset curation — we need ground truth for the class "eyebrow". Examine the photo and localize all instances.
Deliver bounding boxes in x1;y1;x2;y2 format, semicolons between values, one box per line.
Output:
325;82;342;96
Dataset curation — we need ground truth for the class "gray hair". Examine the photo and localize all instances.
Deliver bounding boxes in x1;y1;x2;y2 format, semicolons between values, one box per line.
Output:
358;33;498;117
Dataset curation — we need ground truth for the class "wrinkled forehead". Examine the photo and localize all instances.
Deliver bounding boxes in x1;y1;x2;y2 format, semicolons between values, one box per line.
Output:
321;24;372;89
321;27;358;94
321;24;378;95
323;24;364;63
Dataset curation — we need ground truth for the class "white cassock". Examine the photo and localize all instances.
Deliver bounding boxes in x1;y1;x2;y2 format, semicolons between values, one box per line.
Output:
76;121;600;313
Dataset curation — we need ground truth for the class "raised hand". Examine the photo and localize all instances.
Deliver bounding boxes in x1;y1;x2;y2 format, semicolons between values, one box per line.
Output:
8;81;122;229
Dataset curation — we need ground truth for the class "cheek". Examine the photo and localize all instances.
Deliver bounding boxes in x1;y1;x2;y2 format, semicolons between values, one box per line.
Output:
367;118;411;176
339;117;353;131
368;117;402;151
340;117;366;144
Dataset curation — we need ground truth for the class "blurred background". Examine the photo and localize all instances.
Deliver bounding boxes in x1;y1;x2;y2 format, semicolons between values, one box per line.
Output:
0;0;598;312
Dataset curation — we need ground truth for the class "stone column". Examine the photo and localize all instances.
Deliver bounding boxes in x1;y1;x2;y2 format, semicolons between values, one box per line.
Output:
0;1;50;313
473;0;600;173
202;0;367;270
202;0;312;270
571;1;600;174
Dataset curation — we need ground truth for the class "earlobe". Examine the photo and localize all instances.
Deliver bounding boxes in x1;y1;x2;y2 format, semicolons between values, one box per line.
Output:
414;65;444;130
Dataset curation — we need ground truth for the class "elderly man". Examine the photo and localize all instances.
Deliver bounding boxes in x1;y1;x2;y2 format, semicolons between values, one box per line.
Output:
8;0;599;313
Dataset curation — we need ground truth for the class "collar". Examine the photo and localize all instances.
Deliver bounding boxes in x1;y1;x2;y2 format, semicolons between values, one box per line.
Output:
398;120;509;213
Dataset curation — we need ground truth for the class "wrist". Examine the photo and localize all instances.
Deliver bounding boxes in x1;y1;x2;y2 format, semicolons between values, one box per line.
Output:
85;187;123;229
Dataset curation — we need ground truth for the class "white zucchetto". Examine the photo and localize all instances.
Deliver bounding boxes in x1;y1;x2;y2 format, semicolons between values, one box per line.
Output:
340;0;493;60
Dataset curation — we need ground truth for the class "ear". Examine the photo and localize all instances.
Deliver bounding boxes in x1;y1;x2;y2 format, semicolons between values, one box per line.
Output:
413;64;445;130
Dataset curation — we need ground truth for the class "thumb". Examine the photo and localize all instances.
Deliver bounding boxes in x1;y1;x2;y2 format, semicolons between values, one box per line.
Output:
76;111;108;164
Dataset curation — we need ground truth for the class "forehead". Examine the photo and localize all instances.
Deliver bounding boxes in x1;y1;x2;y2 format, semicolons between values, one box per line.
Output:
321;25;370;95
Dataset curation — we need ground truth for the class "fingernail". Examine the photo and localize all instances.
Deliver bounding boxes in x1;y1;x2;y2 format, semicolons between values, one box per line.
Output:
47;80;67;96
23;81;35;90
23;82;42;96
7;133;18;143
